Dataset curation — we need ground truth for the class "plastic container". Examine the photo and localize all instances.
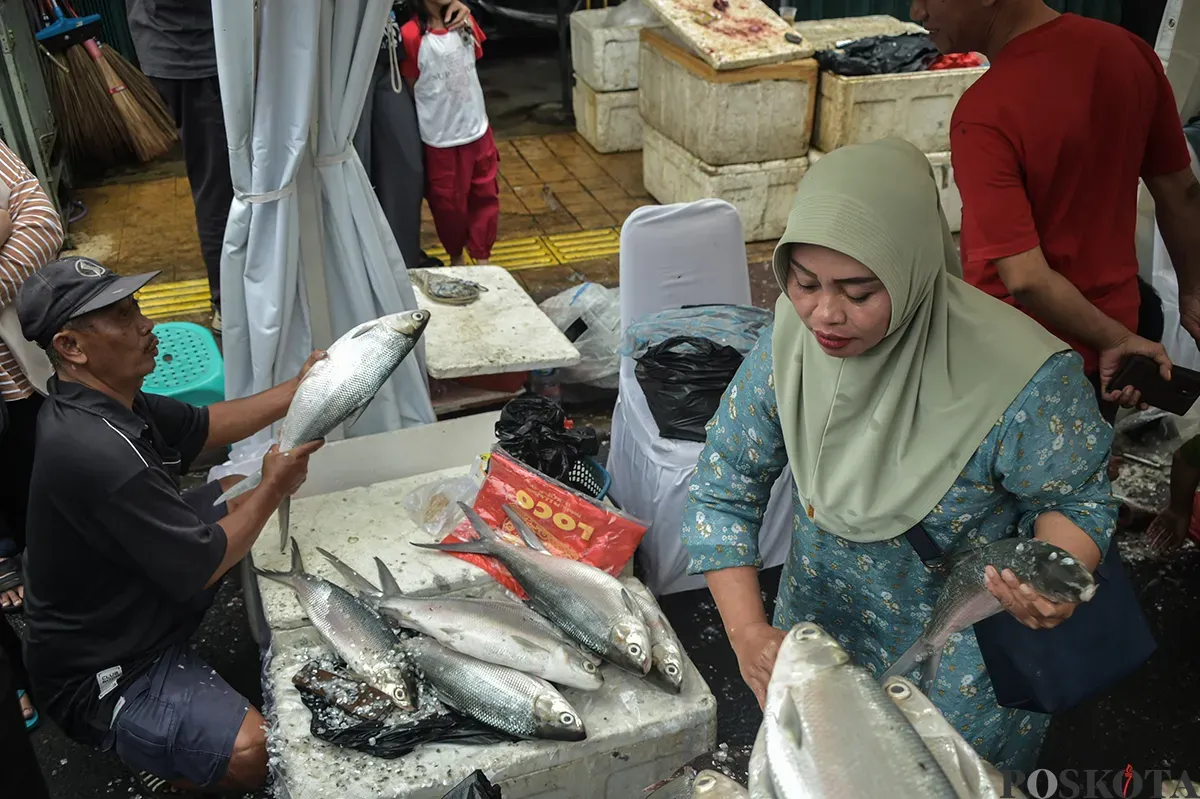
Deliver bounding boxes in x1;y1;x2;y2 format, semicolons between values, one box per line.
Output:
142;321;225;406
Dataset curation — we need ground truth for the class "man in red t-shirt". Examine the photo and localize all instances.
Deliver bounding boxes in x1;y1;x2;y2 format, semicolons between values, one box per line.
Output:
911;0;1200;422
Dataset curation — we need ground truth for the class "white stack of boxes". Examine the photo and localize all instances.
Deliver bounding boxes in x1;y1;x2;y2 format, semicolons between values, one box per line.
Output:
570;8;663;154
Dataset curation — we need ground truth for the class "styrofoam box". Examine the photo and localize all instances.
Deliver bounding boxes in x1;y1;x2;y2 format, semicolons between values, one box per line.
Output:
574;77;642;154
637;28;818;167
642;124;808;243
570;7;663;93
263;590;718;798
814;65;988;154
809;147;961;233
792;14;927;53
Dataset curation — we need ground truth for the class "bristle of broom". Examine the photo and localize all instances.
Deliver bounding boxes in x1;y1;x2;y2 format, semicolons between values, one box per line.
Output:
86;42;176;163
58;44;136;169
99;46;176;137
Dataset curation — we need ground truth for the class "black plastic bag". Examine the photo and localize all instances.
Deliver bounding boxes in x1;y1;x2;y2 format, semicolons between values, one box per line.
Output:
442;770;503;798
815;33;939;76
294;664;516;759
634;336;744;443
495;396;599;481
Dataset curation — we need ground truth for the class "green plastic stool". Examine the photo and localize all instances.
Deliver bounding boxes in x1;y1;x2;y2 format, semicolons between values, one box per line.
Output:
142;322;226;407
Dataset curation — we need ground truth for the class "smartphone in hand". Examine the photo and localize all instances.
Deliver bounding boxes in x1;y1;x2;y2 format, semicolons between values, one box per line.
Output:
1108;354;1200;415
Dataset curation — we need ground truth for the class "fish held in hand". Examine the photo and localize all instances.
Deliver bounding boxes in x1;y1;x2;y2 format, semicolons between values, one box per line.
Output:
317;547;604;691
880;537;1097;694
748;622;960;798
214;310;431;553
253;539;416;712
412;502;652;676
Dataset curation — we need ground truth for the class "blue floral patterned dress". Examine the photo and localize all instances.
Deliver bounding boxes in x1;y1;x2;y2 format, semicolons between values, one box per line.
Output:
681;326;1118;773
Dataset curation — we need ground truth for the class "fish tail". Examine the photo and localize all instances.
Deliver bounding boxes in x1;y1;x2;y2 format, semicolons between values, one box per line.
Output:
374;557;406;600
253;537;304;586
458;502;500;543
918;649;943;696
213;470;262;506
502;505;548;552
278;496;291;554
879;635;934;683
317;547;382;598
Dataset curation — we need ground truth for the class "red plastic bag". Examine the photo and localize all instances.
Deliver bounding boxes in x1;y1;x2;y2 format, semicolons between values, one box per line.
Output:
929;53;985;70
441;447;649;598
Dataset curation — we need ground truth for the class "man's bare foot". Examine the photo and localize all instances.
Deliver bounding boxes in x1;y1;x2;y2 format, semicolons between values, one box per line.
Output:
0;556;22;610
18;691;34;722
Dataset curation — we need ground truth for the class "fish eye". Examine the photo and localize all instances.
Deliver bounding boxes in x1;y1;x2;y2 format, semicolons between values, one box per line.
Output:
666;664;680;676
583;661;597;673
393;687;407;701
628;644;642;657
559;712;576;725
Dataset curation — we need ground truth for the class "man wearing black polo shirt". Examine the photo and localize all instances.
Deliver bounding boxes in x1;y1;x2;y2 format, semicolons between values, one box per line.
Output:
17;257;324;793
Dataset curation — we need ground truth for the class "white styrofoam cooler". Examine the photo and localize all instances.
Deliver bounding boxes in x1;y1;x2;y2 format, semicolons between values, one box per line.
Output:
637;29;818;167
641;124;808;243
573;77;643;154
570;7;663;93
808;147;960;233
814;65;988;154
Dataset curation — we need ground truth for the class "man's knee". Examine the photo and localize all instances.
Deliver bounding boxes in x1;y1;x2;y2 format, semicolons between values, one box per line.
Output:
220;707;268;790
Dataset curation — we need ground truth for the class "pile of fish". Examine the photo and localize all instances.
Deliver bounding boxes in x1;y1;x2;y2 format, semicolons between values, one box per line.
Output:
256;501;688;746
217;308;432;553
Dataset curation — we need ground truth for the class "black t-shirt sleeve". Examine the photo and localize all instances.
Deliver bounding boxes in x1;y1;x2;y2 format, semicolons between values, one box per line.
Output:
140;393;210;467
91;468;228;603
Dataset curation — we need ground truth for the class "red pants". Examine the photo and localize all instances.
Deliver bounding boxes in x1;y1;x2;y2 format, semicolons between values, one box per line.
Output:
424;128;499;261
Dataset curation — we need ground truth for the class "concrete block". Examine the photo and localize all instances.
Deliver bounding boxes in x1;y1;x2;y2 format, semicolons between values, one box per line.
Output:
642;124;808;243
574;77;643;154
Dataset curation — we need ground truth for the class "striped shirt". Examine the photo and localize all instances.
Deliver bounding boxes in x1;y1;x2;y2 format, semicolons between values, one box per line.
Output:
0;139;64;401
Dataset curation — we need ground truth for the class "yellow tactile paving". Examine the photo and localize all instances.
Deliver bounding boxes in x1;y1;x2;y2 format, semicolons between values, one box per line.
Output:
136;278;211;319
423;227;622;272
544;228;621;262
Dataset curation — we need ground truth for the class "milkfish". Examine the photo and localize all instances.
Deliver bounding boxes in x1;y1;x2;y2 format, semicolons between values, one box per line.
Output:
215;309;431;553
747;622;961;798
880;538;1097;694
621;577;686;693
412;503;652;676
253;539;416;712
316;547;604;691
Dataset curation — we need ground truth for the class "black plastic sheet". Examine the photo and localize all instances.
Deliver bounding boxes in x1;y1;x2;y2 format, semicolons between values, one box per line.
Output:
495;396;599;481
442;770;503;798
634;336;744;443
294;663;516;759
815;33;939;76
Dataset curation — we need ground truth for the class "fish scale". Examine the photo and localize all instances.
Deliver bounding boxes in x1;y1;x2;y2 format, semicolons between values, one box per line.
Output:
402;635;585;740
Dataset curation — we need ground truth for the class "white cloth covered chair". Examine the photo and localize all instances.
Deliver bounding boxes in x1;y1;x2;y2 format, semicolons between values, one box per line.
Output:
606;199;795;596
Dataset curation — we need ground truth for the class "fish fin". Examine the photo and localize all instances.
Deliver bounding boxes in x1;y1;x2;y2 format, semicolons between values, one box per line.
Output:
918;648;943;696
923;548;975;577
411;541;492;555
510;634;553;657
342;400;372;432
278;496;291;554
214;470;262;506
879;636;932;683
317;547;383;598
374;557;406;600
458;502;499;542
502;505;548;552
347;319;378;340
253;537;303;585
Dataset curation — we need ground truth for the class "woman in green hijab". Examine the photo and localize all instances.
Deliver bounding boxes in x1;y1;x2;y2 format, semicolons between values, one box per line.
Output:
680;138;1118;771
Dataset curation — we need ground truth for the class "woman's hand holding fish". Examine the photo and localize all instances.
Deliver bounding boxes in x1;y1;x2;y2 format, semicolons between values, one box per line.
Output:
984;565;1078;630
729;621;788;709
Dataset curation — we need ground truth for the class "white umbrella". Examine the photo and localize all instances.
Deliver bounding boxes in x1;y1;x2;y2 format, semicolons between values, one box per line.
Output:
211;0;434;470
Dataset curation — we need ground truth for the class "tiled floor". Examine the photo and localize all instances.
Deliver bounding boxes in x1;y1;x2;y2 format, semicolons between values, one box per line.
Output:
59;132;775;321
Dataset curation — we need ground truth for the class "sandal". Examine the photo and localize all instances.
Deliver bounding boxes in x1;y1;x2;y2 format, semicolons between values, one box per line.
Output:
16;689;38;732
131;769;186;796
0;556;22;614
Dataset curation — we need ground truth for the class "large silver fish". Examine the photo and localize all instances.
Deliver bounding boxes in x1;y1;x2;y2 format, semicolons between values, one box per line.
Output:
648;769;750;798
882;676;1021;799
316;547;604;691
412;503;652;676
748;623;960;798
402;633;587;741
880;538;1097;693
215;309;431;552
253;539;416;712
621;577;685;693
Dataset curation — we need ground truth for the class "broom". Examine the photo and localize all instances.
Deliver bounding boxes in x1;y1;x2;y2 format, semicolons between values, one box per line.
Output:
57;0;177;139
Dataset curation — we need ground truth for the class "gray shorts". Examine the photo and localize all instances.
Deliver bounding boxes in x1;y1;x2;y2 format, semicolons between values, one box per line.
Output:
109;480;246;787
110;644;251;788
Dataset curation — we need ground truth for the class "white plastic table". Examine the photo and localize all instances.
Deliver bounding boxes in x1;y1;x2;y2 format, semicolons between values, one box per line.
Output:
411;266;581;380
